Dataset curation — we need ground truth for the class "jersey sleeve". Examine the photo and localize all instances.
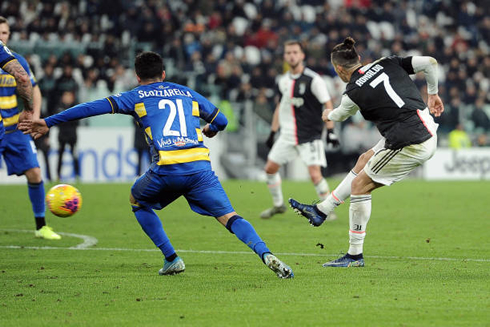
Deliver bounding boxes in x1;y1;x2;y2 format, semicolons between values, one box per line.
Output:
411;56;439;95
388;55;415;75
189;89;228;132
15;54;37;87
311;75;331;104
328;94;360;122
106;90;137;114
45;98;113;127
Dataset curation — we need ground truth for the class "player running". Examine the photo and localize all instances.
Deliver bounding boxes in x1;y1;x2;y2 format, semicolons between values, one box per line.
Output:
290;37;444;267
19;51;293;279
261;40;339;219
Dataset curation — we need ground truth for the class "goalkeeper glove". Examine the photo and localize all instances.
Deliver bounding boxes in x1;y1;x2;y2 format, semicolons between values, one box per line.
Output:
266;131;276;149
326;128;340;147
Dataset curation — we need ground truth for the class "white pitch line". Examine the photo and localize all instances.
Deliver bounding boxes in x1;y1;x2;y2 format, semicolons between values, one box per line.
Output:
0;229;98;249
0;244;489;262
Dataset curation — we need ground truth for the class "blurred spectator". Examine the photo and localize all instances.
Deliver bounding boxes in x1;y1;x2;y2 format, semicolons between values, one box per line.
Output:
448;124;472;149
470;98;490;132
2;0;488;148
56;90;80;181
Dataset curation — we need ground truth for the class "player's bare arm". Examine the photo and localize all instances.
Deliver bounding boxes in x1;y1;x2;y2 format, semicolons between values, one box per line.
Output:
3;59;34;113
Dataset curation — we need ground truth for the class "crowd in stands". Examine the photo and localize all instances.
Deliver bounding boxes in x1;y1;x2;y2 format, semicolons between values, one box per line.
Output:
3;0;490;151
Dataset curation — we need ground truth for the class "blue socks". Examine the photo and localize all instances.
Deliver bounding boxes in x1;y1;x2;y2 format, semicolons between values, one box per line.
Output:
28;181;46;229
226;215;271;260
132;206;176;260
133;209;270;263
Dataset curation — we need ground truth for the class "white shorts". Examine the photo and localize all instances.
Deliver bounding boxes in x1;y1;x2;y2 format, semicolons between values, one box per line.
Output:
365;135;437;186
268;137;327;167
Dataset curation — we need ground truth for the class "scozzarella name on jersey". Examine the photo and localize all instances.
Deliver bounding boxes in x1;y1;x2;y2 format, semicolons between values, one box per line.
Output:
137;89;192;98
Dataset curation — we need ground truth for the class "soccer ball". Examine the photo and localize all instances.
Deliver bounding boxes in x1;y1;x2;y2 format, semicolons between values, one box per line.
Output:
46;184;82;217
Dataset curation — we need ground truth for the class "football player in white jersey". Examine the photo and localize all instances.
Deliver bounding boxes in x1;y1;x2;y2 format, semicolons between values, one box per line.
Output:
261;40;339;219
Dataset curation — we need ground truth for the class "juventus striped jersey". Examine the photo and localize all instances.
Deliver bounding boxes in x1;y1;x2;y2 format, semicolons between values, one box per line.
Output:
276;67;331;145
329;56;438;149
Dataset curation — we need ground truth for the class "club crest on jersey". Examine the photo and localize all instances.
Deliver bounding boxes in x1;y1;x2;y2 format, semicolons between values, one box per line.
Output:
298;83;306;95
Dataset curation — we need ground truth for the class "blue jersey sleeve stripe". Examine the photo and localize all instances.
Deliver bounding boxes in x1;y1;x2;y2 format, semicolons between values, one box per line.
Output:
209;108;220;123
106;97;119;114
0;58;16;69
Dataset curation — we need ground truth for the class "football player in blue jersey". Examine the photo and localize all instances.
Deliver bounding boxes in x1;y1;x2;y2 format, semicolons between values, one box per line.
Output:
19;51;294;278
0;35;33;149
0;17;60;240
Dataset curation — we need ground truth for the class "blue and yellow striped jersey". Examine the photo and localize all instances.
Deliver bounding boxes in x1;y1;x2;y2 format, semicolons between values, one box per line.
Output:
0;50;37;133
0;40;17;140
108;82;224;175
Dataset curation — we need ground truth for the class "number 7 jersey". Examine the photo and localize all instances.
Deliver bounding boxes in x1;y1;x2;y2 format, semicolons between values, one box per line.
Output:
343;56;433;150
107;82;223;175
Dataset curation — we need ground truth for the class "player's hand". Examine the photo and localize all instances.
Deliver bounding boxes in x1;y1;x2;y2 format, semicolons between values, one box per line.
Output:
322;109;332;122
428;94;444;117
266;131;276;148
17;119;49;140
18;110;33;123
202;124;218;138
326;128;340;147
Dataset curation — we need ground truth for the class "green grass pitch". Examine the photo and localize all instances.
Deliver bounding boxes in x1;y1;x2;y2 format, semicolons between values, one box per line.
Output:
0;179;489;326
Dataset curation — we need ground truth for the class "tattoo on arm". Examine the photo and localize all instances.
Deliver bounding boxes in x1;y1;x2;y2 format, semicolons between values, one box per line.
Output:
3;60;34;112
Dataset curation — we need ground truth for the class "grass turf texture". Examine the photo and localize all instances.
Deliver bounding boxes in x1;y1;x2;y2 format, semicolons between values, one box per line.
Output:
0;180;488;326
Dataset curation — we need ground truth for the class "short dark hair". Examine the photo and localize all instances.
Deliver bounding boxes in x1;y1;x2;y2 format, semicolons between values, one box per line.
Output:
134;51;165;80
284;40;304;53
331;37;360;68
0;16;8;25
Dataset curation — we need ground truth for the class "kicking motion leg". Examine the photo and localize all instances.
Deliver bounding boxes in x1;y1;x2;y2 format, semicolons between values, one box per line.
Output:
290;148;374;226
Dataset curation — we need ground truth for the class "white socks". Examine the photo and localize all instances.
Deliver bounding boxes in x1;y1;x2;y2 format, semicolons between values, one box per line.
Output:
317;170;357;215
314;178;330;200
348;195;372;255
266;173;283;207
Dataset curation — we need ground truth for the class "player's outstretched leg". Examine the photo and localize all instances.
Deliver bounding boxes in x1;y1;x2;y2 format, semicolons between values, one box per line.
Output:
132;205;185;275
288;198;328;227
225;215;293;278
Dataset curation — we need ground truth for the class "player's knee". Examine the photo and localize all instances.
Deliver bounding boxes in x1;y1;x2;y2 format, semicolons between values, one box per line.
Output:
25;168;42;184
355;150;372;171
264;161;279;175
